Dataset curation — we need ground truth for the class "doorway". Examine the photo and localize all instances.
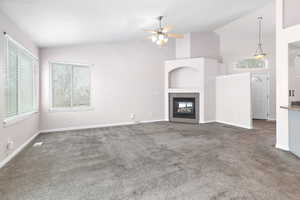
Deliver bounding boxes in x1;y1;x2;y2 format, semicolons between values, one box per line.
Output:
251;72;270;120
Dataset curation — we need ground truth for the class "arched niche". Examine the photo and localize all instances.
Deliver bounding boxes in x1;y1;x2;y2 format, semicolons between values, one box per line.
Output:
169;66;201;89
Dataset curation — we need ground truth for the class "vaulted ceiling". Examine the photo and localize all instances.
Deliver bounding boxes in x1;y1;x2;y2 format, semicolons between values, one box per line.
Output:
0;0;272;47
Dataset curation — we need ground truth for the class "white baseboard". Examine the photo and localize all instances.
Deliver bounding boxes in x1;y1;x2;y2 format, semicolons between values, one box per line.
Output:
201;120;216;123
216;120;253;129
0;131;40;169
39;119;166;134
267;118;276;121
276;143;290;151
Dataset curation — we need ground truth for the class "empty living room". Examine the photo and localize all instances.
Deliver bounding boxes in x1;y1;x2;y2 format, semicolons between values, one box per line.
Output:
1;0;300;199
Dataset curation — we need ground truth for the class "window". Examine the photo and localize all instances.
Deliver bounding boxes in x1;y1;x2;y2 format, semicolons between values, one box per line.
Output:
50;63;91;110
4;36;38;122
236;58;268;70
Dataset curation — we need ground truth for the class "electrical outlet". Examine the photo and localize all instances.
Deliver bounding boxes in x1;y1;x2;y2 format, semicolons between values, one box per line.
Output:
33;142;43;147
130;113;135;120
149;112;154;117
6;140;14;150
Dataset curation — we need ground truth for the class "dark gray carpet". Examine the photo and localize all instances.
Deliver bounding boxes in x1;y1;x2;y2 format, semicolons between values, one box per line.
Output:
1;121;300;200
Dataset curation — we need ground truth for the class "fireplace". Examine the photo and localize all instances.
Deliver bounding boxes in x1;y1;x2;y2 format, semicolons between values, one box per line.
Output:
173;98;196;119
169;93;199;123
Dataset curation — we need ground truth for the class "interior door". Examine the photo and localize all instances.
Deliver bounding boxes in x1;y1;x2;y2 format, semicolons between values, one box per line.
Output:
252;73;269;120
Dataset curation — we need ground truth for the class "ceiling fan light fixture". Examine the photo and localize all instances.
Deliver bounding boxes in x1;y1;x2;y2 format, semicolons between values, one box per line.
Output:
151;35;157;42
143;16;183;47
156;39;164;46
158;33;165;41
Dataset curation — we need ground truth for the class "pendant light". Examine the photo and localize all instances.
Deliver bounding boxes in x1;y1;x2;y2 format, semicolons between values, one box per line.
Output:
254;17;267;59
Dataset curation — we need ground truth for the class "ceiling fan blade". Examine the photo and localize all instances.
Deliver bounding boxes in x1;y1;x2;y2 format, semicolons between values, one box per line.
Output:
146;35;154;40
167;33;184;38
162;25;174;33
143;29;157;34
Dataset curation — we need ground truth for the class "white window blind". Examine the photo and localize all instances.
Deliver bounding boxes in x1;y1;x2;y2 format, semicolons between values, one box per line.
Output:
5;37;38;120
51;63;91;109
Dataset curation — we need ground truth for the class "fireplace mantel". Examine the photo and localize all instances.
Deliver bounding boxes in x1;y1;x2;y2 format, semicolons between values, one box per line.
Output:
168;88;200;93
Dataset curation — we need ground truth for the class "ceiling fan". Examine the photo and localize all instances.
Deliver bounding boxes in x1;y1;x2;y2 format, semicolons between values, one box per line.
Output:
143;16;184;46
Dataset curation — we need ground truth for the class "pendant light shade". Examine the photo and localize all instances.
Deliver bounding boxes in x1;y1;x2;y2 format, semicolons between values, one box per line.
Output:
254;17;267;59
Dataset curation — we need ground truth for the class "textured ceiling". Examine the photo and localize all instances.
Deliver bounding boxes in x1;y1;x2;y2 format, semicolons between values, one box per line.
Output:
0;0;272;47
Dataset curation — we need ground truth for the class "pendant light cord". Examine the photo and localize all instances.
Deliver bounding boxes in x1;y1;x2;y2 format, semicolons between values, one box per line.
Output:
258;17;263;47
158;16;163;30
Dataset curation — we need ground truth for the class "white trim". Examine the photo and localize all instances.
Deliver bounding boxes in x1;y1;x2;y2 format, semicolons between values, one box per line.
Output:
49;60;92;67
168;88;200;93
3;111;39;127
49;107;94;112
4;34;38;60
0;131;40;169
39;119;166;133
201;120;216;123
4;35;39;124
276;143;290;151
216;72;252;79
216;120;253;129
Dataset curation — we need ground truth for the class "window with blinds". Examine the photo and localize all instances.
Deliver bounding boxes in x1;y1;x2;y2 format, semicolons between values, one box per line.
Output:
5;37;38;120
50;63;91;109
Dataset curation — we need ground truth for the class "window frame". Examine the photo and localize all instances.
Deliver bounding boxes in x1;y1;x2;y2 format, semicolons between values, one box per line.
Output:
3;35;39;127
234;57;269;71
49;61;93;112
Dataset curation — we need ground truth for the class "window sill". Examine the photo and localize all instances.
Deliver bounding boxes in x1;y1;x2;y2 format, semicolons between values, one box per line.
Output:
3;111;39;127
49;107;94;113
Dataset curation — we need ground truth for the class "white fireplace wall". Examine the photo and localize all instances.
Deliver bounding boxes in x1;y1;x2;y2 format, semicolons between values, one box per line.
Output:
165;57;219;123
204;59;220;122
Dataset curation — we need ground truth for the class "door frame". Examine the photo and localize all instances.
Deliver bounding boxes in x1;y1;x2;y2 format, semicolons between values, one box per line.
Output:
251;71;271;120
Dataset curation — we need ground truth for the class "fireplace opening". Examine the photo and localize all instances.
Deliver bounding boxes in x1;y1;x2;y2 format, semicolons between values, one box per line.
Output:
169;93;199;123
173;98;196;119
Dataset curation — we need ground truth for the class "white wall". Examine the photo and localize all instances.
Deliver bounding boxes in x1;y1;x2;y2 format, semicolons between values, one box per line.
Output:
276;0;300;151
40;40;175;131
0;11;39;164
216;73;252;129
283;0;300;28
215;2;276;120
190;32;221;60
176;33;191;59
175;31;220;60
203;59;220;122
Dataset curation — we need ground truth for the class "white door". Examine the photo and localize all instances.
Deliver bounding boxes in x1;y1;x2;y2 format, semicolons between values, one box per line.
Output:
251;73;269;120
